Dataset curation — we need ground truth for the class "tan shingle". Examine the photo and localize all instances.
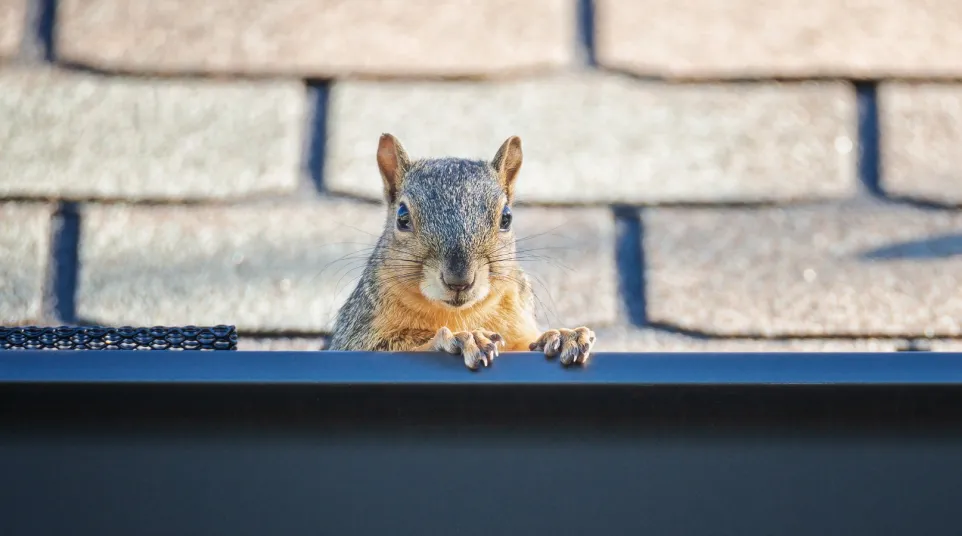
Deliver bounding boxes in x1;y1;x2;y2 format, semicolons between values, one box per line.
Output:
591;326;903;353
645;201;962;338
56;0;575;77
238;337;326;351
0;203;52;325
0;68;305;202
926;340;962;351
512;207;620;329
880;83;962;206
0;0;26;60
76;200;386;333
596;0;962;80
326;74;857;205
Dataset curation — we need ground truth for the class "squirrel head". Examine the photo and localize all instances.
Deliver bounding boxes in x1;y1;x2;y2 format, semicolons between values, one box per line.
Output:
374;133;524;310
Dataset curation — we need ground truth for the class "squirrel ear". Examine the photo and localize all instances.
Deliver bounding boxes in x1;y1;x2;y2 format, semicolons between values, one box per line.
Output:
492;136;523;201
376;133;411;204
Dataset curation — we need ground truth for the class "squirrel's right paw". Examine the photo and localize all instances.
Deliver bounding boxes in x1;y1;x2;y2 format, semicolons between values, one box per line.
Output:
425;327;505;371
530;327;596;367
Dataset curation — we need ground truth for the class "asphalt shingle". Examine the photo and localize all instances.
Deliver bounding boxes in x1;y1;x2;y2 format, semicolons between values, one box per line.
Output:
77;200;387;333
0;0;25;59
513;207;620;329
325;74;857;205
238;337;326;351
0;68;305;202
927;340;962;351
645;201;962;338
0;203;52;325
880;83;962;206
591;326;902;352
56;0;575;77
596;0;962;80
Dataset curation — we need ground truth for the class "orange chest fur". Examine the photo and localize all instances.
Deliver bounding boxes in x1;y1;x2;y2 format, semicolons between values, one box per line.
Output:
373;290;539;350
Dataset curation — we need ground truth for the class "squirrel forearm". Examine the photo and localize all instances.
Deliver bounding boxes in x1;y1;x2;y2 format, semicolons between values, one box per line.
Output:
375;329;438;351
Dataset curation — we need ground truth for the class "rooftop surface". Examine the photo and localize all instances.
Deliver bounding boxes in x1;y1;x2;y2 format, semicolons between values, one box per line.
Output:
1;0;961;353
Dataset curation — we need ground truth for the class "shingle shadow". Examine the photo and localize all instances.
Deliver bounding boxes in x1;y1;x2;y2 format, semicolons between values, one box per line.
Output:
856;82;883;197
16;0;56;62
48;202;81;324
577;0;596;66
613;206;645;326
304;83;330;194
859;233;962;261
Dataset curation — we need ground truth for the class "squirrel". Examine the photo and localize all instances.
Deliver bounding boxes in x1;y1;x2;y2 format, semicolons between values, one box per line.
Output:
327;133;596;371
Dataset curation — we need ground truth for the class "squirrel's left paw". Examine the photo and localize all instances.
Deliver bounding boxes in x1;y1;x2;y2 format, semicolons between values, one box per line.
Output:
426;327;505;371
530;327;596;366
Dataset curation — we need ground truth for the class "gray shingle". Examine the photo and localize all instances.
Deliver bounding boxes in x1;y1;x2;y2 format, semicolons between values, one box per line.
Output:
77;200;387;333
56;0;575;77
75;202;614;334
0;68;305;202
927;340;962;351
0;0;25;59
645;201;962;338
238;337;326;351
880;83;962;206
0;203;52;325
596;0;962;79
592;326;902;352
325;74;857;205
514;207;619;329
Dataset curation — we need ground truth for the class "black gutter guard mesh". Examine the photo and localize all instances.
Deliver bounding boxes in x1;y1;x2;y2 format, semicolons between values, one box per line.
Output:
0;326;237;351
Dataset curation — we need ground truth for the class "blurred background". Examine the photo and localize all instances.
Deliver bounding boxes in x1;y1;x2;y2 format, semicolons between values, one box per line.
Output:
1;0;961;353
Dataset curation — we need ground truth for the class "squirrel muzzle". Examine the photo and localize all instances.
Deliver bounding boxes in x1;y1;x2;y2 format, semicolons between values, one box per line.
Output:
436;251;485;307
415;247;490;309
441;251;475;291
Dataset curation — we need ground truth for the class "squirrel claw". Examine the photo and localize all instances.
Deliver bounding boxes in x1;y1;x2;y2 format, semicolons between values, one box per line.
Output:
530;327;596;367
429;327;505;371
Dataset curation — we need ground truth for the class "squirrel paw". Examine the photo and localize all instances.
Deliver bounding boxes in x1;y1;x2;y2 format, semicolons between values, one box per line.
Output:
427;327;505;371
530;327;596;367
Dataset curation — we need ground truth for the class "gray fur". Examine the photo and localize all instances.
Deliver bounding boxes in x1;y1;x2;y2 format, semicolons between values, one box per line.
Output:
326;156;517;351
326;257;381;350
403;158;504;272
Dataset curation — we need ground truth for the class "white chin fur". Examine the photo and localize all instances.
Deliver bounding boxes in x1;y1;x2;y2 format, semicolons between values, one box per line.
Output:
420;273;490;308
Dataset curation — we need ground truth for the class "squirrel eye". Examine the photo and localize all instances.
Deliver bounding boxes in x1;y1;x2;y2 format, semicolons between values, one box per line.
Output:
499;205;512;232
396;203;412;232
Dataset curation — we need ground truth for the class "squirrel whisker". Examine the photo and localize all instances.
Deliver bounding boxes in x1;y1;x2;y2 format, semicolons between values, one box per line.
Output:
489;272;559;327
486;254;573;273
511;224;570;246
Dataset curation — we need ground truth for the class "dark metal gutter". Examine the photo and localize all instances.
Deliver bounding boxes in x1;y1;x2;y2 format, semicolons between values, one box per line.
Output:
3;350;962;536
2;350;962;385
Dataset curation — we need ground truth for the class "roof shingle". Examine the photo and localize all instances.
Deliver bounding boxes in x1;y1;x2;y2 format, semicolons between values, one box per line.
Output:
512;207;620;328
880;82;962;206
645;201;962;338
326;74;858;205
0;68;306;202
56;0;576;77
0;0;26;60
591;325;904;352
596;0;962;80
0;203;52;325
76;200;385;333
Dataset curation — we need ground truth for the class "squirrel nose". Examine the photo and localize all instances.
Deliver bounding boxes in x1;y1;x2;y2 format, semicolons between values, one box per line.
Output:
447;282;473;292
442;274;475;293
